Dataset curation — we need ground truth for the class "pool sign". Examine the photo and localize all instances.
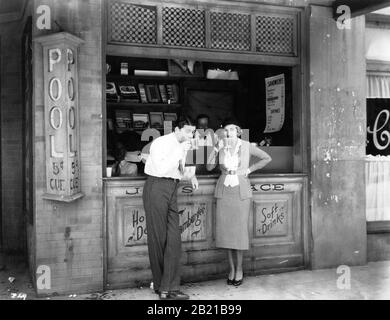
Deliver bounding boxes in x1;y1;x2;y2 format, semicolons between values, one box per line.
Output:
35;33;84;202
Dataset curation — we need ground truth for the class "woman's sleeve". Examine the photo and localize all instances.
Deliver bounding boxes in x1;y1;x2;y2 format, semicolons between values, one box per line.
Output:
248;144;272;173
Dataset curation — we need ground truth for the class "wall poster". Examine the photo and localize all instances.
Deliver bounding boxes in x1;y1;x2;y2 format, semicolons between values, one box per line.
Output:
264;74;285;133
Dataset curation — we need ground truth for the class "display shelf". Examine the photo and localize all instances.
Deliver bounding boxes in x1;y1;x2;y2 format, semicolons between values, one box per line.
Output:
107;101;181;108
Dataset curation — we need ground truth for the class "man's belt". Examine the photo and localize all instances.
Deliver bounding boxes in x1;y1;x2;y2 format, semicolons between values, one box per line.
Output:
149;175;180;183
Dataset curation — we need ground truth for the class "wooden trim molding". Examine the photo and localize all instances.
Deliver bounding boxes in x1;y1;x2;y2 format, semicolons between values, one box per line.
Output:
367;59;390;73
367;221;390;234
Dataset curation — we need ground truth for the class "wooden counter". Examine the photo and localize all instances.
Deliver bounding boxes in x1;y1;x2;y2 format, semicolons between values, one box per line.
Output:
104;174;309;289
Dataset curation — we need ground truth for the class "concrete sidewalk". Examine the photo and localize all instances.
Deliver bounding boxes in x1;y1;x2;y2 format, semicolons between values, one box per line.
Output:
1;260;390;300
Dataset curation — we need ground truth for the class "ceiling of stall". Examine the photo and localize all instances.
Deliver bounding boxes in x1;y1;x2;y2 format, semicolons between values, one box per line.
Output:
0;0;26;23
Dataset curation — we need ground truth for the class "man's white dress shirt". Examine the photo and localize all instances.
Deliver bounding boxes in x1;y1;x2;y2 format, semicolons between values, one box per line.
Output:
145;133;194;180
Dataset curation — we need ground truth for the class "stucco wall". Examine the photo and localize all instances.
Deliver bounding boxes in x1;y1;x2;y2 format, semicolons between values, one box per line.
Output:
32;0;104;295
309;5;367;268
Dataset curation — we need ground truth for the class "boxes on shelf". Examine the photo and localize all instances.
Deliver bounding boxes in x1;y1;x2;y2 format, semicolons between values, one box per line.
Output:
145;84;161;103
106;82;119;102
166;84;180;104
118;83;140;102
115;109;132;131
132;113;149;130
138;84;148;103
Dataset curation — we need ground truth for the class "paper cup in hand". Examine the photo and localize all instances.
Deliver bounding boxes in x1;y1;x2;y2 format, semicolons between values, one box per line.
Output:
190;138;199;150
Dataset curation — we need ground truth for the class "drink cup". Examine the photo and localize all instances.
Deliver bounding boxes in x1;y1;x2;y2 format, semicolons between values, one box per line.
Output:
190;138;199;150
106;167;112;178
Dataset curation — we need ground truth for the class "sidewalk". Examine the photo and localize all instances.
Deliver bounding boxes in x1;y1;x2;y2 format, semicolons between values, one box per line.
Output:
1;260;390;300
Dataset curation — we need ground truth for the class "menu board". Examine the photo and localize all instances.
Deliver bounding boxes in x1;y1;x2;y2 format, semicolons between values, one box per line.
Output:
264;74;285;133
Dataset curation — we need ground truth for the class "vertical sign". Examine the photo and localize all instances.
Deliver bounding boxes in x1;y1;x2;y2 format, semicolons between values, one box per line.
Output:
264;74;285;133
35;33;84;202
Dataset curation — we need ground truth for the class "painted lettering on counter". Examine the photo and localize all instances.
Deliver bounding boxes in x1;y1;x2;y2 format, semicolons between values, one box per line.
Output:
251;183;285;192
127;209;147;243
126;187;141;195
260;203;285;235
125;203;206;245
181;186;193;194
180;205;206;240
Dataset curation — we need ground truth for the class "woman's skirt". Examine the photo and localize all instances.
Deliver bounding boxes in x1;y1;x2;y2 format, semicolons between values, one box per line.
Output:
216;184;251;250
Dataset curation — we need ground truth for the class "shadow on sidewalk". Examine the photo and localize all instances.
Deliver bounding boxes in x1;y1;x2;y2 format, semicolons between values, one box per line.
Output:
0;252;35;300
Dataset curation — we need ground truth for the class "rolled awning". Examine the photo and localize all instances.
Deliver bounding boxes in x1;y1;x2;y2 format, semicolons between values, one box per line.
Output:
367;72;390;98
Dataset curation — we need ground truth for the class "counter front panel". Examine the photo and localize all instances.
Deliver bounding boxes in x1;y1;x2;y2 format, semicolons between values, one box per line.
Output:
105;175;308;288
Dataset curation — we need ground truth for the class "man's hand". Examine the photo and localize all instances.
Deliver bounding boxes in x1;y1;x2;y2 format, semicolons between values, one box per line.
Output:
181;140;192;152
191;176;199;191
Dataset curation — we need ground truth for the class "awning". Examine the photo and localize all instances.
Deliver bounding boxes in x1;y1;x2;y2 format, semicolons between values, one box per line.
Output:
366;28;390;62
367;72;390;98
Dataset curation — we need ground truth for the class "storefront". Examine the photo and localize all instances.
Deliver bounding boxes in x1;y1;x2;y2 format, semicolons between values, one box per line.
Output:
102;0;310;288
0;0;372;295
365;12;390;261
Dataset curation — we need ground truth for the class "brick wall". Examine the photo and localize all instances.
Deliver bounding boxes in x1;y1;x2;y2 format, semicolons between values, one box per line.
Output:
33;0;104;295
0;20;25;254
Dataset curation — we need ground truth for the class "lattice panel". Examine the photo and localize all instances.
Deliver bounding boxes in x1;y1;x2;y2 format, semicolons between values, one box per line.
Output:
256;15;295;55
162;7;206;48
210;11;251;51
110;2;157;44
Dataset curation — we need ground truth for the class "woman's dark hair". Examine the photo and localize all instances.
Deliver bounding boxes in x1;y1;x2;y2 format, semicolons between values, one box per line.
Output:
222;117;241;128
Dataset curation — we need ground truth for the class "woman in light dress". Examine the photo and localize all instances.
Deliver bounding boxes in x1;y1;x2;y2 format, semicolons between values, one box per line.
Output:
207;119;272;286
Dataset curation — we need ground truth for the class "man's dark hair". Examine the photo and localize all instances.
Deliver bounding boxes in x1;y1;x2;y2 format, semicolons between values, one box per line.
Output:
175;115;194;129
196;114;209;122
114;145;127;162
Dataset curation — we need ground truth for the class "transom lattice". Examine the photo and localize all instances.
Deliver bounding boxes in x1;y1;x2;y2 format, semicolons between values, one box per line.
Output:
255;15;295;55
110;2;157;44
210;11;251;51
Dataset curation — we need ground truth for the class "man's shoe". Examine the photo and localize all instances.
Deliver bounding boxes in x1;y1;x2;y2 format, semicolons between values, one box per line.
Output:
154;289;160;295
167;290;189;300
159;291;170;300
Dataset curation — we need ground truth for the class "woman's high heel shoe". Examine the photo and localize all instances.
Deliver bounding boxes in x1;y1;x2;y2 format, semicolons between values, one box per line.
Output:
233;277;243;286
227;277;234;285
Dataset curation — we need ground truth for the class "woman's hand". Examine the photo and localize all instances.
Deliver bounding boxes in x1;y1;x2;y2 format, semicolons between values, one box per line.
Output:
237;168;251;177
191;176;199;190
213;136;224;152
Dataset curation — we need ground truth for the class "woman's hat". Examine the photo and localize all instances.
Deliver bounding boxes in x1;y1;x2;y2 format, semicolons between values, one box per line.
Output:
222;117;241;128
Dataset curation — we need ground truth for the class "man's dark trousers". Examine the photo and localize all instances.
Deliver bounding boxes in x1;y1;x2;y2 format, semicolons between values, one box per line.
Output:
143;175;181;292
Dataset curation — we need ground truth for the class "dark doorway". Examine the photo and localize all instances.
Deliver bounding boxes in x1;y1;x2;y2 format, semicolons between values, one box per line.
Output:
22;17;33;256
0;36;2;252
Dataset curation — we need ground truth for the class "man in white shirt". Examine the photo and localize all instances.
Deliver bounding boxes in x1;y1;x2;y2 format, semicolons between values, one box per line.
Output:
143;117;198;300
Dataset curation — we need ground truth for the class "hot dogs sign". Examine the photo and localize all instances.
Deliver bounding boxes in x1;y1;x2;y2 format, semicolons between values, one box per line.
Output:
35;33;84;202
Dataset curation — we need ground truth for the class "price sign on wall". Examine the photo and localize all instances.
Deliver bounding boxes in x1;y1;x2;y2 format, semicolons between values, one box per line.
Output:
35;33;84;202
